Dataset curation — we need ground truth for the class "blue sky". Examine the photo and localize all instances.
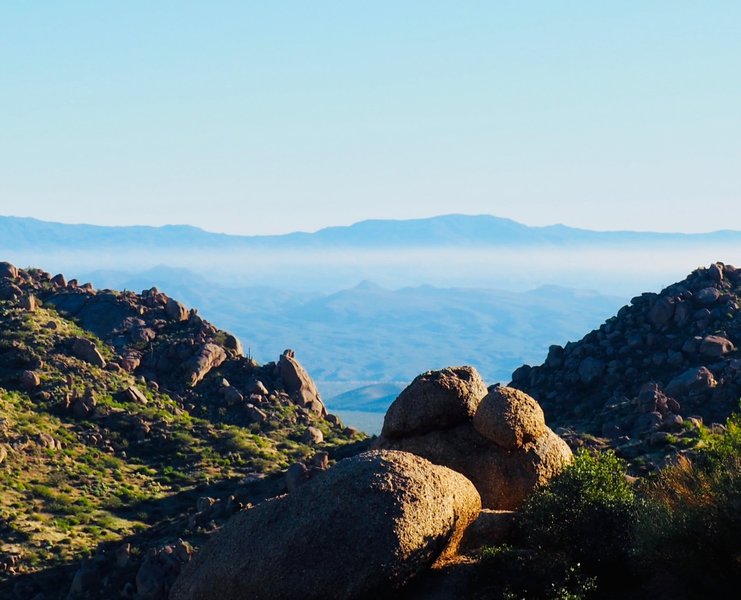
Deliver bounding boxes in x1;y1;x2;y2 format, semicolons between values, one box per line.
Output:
1;1;739;234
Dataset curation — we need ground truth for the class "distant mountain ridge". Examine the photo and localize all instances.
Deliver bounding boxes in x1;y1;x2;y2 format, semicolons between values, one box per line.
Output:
3;214;741;251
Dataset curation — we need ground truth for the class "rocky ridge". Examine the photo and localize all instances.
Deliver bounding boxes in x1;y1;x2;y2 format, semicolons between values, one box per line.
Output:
511;262;741;471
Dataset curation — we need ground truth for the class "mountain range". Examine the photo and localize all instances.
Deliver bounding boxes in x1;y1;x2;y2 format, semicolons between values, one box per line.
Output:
3;213;741;250
4;214;741;428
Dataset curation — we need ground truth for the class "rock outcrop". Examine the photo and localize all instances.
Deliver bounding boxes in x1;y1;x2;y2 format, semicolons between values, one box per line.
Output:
277;349;327;416
170;450;481;600
376;367;572;509
509;262;741;468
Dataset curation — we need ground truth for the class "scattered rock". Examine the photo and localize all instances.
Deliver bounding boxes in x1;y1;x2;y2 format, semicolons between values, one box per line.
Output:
70;337;107;368
699;335;735;358
19;370;41;390
20;294;38;311
301;426;324;444
121;386;148;404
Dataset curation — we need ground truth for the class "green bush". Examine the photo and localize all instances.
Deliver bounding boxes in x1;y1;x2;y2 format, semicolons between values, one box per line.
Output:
519;449;638;579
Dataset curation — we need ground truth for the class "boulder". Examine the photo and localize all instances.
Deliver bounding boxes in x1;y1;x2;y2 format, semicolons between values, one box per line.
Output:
246;403;267;423
473;386;547;450
377;382;571;509
121;386;148;404
648;296;675;328
377;422;571;509
301;426;324;445
699;335;735;358
695;287;720;305
51;273;67;287
665;366;717;398
460;509;516;552
170;450;481;600
72;390;97;419
0;283;22;301
20;294;38;311
0;262;18;280
166;298;188;322
578;357;605;384
221;386;243;406
223;334;243;355
187;343;227;386
19;370;41;390
278;349;327;415
70;337;107;368
382;366;487;438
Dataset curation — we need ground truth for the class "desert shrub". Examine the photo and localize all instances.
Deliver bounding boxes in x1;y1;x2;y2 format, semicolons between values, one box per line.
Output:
636;414;741;594
519;449;639;580
476;450;638;599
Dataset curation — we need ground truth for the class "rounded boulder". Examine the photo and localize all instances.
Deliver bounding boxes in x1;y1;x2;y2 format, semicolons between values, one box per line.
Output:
170;450;481;600
381;366;487;438
473;386;548;450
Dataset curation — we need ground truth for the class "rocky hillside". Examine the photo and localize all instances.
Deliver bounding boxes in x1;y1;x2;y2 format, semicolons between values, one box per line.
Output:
0;261;363;598
511;262;741;471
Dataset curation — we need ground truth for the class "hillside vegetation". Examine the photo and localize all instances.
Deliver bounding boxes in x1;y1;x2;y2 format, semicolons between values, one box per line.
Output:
0;262;363;596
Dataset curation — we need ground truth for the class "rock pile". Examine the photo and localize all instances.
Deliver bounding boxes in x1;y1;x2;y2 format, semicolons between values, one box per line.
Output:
510;263;741;448
170;450;481;600
375;367;572;509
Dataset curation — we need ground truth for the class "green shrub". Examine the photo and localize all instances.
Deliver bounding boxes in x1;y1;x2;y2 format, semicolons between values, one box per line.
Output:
519;449;638;579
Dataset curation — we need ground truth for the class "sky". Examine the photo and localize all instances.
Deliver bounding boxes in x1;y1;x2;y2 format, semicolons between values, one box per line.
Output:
1;1;740;235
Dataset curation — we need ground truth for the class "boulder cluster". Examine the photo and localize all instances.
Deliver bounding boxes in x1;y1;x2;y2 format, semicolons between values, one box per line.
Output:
167;366;570;599
510;262;741;466
376;366;572;509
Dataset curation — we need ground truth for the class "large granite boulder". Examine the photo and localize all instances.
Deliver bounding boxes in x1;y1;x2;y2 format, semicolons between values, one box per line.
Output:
170;450;481;600
382;366;487;438
376;368;572;509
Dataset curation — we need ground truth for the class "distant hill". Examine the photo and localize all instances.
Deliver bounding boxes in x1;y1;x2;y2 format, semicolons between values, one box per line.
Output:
3;213;741;252
4;214;741;298
72;269;626;407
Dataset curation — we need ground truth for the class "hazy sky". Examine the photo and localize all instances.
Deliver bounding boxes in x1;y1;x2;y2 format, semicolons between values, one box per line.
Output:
2;2;740;235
